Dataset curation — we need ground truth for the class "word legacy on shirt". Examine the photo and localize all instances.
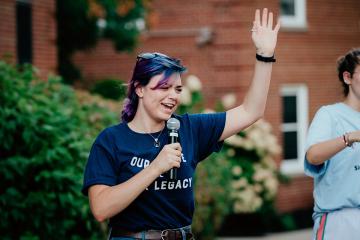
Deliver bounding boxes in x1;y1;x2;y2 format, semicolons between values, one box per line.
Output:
147;177;193;191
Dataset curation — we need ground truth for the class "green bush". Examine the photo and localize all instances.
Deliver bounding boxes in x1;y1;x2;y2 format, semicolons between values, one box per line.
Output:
90;78;127;100
0;61;118;239
192;153;233;240
223;120;281;214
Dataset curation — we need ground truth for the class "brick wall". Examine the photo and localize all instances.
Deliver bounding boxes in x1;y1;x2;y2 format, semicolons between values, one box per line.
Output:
276;176;314;212
74;0;360;212
0;0;16;63
0;0;57;79
32;0;57;78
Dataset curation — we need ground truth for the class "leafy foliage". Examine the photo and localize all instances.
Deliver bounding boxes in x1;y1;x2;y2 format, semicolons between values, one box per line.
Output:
192;153;233;240
90;78;127;100
96;0;147;51
224;120;281;214
0;61;119;239
56;0;148;84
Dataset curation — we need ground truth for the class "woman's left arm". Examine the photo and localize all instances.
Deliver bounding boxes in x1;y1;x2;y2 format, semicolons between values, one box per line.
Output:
220;8;280;141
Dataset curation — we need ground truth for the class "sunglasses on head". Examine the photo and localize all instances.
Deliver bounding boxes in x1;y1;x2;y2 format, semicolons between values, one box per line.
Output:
137;52;171;61
136;52;183;69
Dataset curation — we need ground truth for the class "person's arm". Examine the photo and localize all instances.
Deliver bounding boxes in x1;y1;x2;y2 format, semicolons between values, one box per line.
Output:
220;8;280;141
306;130;360;165
88;143;182;222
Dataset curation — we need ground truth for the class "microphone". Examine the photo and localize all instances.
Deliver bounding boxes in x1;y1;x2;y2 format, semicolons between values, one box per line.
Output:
166;118;180;180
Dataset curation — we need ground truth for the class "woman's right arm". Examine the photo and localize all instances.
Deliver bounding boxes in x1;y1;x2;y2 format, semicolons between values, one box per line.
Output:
306;130;360;165
88;143;182;222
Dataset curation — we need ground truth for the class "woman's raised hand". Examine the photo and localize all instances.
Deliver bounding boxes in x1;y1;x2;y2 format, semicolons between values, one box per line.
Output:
251;8;280;57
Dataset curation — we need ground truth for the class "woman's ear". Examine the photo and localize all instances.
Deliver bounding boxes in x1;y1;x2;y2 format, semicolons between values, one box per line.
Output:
343;71;352;85
135;83;144;98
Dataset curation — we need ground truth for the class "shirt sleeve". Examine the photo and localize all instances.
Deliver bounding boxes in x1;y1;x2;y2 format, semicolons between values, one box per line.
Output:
304;107;333;178
188;112;226;162
81;129;118;196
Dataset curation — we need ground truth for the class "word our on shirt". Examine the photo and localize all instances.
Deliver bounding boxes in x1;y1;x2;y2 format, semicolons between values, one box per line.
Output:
130;153;186;168
130;154;192;191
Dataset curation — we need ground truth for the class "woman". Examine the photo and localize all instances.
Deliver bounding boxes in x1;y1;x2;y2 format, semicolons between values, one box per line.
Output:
82;8;280;240
305;48;360;240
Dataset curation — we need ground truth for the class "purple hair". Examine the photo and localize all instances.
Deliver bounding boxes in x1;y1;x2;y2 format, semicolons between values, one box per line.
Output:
121;53;187;122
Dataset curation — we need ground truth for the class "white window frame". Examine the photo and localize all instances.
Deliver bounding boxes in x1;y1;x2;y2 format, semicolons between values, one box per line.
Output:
280;0;307;30
280;85;308;175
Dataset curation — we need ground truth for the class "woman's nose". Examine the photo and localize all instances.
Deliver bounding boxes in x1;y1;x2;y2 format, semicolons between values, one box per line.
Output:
168;88;179;99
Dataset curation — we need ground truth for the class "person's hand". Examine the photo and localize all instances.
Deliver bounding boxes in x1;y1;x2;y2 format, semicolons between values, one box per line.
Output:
150;143;182;175
251;8;280;57
349;130;360;144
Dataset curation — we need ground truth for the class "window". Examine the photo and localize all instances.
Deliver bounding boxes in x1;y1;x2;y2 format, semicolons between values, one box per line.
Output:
280;85;308;174
280;0;307;29
16;0;32;64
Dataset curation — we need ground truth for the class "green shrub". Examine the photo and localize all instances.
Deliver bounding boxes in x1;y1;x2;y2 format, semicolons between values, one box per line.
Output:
192;152;233;240
0;61;118;239
223;120;281;214
90;78;127;100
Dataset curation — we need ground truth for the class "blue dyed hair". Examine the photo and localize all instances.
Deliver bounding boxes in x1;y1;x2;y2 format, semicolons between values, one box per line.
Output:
121;53;187;122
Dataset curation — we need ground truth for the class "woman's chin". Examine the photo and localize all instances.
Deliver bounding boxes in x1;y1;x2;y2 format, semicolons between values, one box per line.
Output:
158;111;174;121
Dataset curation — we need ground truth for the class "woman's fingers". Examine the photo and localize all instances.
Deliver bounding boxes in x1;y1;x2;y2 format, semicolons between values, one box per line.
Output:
169;155;181;168
169;142;182;151
254;8;280;31
166;143;182;163
268;12;273;29
255;9;261;27
171;149;182;157
154;145;182;172
274;20;281;32
262;8;268;27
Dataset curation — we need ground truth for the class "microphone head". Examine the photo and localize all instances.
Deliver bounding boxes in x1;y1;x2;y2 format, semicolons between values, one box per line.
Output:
166;118;180;131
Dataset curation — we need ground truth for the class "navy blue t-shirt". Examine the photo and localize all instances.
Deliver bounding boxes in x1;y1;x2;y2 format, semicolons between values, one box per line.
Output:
82;112;226;231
